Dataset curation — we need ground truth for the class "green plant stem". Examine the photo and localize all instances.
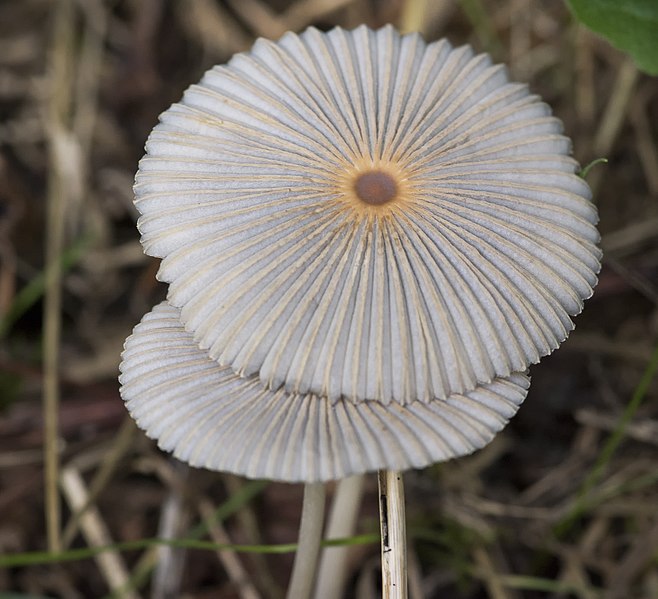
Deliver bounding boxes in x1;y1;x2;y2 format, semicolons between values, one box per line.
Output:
379;470;407;599
0;534;380;569
286;482;326;599
578;157;608;179
103;479;269;599
0;235;91;340
555;338;658;538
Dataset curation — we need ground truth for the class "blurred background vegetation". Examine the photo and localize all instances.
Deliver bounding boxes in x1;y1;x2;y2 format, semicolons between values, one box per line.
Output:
0;0;657;597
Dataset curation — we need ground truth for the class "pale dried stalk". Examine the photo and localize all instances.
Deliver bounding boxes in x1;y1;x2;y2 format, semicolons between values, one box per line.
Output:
287;482;326;599
378;470;407;599
589;58;639;192
472;545;515;599
224;475;279;595
593;58;639;157
43;0;76;554
62;417;136;547
399;0;429;33
198;498;261;599
60;466;139;599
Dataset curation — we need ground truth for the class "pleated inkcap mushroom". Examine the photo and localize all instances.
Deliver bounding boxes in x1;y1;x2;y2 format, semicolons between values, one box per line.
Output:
121;301;529;481
120;25;601;482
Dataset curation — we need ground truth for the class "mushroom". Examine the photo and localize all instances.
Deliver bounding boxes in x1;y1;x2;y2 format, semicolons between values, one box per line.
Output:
131;25;599;407
121;301;529;481
120;24;600;598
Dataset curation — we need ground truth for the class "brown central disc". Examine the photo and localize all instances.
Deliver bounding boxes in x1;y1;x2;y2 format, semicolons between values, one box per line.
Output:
353;170;398;205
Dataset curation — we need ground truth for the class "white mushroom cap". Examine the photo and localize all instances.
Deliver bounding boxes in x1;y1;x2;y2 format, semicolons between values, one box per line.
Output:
134;25;600;405
120;302;529;482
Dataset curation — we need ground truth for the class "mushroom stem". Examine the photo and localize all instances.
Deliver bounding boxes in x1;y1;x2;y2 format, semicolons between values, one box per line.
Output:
378;470;408;599
286;481;326;599
313;474;366;599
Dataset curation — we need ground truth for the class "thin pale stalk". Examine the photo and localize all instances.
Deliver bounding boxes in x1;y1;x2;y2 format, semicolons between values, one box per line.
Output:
62;418;137;547
60;466;138;598
400;0;429;33
286;482;326;599
314;474;365;599
378;470;407;599
44;0;77;554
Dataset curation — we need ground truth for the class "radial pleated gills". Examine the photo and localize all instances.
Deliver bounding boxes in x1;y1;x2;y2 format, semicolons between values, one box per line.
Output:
120;303;529;482
134;25;601;404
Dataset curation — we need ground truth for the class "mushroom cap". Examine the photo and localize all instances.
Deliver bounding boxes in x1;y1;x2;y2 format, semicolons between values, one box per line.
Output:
119;302;530;482
134;25;600;405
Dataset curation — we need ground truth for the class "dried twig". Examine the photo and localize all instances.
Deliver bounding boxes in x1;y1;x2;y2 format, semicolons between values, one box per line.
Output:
198;498;261;599
60;466;139;599
43;0;76;553
378;470;407;599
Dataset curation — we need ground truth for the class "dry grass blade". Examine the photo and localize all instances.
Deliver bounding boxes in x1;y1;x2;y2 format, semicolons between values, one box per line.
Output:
224;475;281;598
198;498;262;599
589;58;639;192
226;0;288;38
60;466;139;599
471;545;520;599
379;470;407;599
179;0;251;56
43;0;75;554
399;0;429;33
62;417;137;547
604;517;658;599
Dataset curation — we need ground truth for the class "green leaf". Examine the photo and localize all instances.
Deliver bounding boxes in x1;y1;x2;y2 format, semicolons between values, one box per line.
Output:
567;0;658;75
